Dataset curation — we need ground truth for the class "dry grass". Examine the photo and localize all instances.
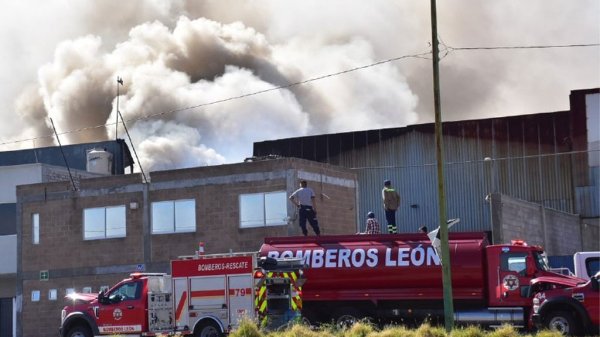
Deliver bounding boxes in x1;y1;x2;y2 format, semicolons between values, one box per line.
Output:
228;320;567;337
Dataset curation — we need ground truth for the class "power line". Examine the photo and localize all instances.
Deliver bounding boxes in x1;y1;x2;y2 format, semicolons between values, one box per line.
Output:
448;43;599;51
0;42;598;149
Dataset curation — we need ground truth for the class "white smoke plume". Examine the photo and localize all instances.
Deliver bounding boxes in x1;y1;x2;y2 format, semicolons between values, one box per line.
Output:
0;1;598;171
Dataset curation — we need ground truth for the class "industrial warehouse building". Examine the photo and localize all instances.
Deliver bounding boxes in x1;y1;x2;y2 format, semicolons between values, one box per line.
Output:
5;88;599;337
254;88;599;251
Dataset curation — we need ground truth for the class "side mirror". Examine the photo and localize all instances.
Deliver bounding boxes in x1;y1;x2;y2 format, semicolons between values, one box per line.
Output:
98;290;109;304
525;255;536;276
591;274;599;291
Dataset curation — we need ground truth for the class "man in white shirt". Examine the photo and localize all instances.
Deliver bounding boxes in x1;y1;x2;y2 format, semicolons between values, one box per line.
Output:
289;180;321;236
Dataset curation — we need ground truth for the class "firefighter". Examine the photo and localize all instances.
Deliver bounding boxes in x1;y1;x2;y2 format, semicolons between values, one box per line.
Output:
382;180;400;233
289;180;321;236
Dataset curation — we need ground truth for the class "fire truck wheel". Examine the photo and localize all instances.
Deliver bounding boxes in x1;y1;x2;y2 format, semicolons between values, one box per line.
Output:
194;320;223;337
66;325;92;337
334;307;363;329
544;310;581;336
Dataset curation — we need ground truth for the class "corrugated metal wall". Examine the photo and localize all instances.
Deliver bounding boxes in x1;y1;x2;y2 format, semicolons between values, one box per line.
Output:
254;111;585;233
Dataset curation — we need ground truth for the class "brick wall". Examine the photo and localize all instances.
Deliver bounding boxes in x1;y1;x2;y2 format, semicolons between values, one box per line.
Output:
17;157;356;337
22;274;129;337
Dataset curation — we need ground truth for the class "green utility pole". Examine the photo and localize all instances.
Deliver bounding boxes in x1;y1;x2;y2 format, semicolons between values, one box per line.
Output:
430;0;455;331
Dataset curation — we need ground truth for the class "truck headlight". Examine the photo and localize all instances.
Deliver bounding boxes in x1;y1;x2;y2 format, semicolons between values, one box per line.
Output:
532;298;540;313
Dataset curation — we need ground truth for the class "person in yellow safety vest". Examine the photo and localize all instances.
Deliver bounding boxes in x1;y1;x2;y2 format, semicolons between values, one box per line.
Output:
382;179;400;234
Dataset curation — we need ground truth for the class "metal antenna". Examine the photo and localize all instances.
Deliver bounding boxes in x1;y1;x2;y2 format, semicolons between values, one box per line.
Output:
49;118;77;191
117;109;148;184
116;76;123;140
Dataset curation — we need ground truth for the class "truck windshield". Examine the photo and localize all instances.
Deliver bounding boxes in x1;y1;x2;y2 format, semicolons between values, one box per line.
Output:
533;251;551;271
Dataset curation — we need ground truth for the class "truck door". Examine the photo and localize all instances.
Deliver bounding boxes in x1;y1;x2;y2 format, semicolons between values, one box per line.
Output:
585;275;600;327
97;280;145;334
189;276;227;323
173;277;189;329
495;251;531;306
227;274;254;326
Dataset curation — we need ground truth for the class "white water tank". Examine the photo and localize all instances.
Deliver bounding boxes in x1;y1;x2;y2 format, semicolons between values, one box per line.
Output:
86;148;113;175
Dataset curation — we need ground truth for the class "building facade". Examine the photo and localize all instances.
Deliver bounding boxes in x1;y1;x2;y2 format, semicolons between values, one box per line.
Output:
16;157;356;337
253;88;600;246
0;140;133;337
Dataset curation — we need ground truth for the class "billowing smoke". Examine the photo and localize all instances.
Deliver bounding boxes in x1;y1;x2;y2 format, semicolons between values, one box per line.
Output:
1;1;598;171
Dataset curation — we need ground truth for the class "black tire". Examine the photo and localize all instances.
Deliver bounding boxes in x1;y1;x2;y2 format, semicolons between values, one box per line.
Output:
543;310;581;336
195;320;223;337
66;325;92;337
334;307;364;329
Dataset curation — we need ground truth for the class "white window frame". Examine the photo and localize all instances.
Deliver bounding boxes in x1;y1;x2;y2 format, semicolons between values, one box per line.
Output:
239;191;287;228
31;290;40;302
151;199;196;234
32;213;39;245
48;289;57;301
83;205;126;240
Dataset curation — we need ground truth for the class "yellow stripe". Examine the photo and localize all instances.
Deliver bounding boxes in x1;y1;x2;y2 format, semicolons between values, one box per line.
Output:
259;299;267;312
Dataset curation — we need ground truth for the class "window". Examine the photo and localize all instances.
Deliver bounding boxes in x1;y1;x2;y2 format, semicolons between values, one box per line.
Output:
83;206;126;240
586;257;600;279
239;191;287;228
32;213;39;244
111;281;142;301
48;289;57;301
151;199;195;234
31;290;40;302
501;252;528;274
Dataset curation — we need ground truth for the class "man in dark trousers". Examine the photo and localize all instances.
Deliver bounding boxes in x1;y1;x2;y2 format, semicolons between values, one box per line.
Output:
382;180;400;233
289;180;321;236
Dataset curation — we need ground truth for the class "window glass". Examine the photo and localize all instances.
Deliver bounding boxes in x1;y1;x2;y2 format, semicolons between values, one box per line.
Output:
265;192;287;225
152;199;196;234
32;213;39;244
84;206;126;240
586;257;600;278
501;252;528;274
175;199;195;232
106;206;126;237
48;289;57;301
240;193;264;228
152;201;174;234
31;290;40;302
240;191;286;228
84;208;106;240
112;281;141;301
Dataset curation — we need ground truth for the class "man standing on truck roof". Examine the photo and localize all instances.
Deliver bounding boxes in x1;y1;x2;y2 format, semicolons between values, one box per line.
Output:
382;179;400;233
290;180;321;236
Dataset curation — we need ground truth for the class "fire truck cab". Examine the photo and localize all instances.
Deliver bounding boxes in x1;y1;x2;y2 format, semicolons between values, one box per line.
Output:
60;253;305;337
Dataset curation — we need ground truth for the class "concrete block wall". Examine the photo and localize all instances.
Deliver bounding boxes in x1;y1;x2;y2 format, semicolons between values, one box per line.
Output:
581;219;600;251
22;274;124;337
16;157;357;337
495;194;583;255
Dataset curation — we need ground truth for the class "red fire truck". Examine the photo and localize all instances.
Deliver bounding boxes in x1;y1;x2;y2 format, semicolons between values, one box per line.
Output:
59;253;305;337
259;231;587;331
532;272;599;336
